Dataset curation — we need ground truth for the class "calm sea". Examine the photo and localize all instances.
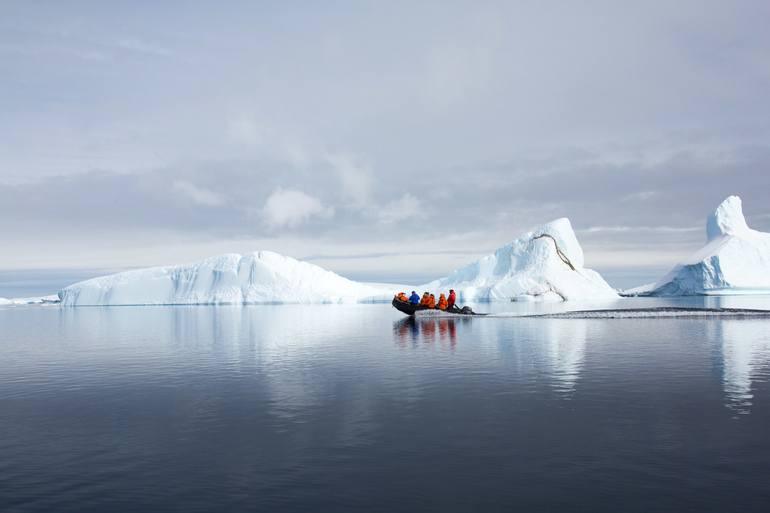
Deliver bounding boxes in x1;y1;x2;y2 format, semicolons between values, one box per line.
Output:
2;298;770;512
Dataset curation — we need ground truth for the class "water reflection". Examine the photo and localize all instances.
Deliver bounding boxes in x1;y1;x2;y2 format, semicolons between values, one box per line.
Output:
543;320;587;395
393;317;460;349
506;319;587;396
7;303;770;511
714;320;770;415
32;303;770;418
393;316;587;396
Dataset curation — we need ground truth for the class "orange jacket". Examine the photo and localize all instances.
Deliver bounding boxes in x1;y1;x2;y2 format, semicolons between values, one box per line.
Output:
396;292;408;302
420;294;430;306
427;295;436;308
437;294;448;310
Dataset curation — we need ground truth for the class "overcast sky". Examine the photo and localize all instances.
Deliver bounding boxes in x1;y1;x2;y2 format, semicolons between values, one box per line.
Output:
1;0;769;284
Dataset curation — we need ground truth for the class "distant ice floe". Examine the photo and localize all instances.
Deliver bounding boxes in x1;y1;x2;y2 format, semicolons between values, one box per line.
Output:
0;295;59;306
628;196;770;296
517;307;770;319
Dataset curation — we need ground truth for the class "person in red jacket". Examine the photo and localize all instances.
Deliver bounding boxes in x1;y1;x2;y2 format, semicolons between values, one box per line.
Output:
447;289;457;310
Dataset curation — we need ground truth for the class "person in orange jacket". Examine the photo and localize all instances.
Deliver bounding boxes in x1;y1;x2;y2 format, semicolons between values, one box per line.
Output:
420;292;430;306
437;293;448;310
447;289;457;311
395;292;408;302
427;294;437;308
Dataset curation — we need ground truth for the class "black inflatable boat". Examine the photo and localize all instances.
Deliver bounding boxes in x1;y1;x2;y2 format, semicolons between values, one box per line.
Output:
391;298;485;316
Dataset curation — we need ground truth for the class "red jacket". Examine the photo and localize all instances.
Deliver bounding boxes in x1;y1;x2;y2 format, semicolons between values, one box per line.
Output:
447;291;456;307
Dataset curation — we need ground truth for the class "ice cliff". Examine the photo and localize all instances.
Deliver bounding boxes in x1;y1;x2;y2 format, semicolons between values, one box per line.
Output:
58;251;396;306
644;196;770;296
422;218;618;302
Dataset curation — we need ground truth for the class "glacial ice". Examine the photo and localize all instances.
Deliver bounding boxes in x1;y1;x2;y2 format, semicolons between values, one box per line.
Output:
58;251;399;306
421;218;618;302
642;196;770;296
57;216;618;306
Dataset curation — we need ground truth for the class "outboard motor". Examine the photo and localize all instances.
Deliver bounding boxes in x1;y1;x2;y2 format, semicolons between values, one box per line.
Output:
461;306;474;315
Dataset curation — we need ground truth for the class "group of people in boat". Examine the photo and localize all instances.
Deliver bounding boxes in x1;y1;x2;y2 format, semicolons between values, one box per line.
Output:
394;289;457;311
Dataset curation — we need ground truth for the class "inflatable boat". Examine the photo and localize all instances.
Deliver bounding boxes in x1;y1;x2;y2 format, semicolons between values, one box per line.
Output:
391;298;485;316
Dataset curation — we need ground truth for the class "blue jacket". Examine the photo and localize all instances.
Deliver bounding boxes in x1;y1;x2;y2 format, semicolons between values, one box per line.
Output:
408;292;420;304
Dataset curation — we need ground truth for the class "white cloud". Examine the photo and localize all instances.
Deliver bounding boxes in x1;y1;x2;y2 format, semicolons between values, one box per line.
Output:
580;225;701;234
325;152;373;207
226;115;266;147
172;180;226;207
262;188;334;228
114;37;173;58
379;193;420;224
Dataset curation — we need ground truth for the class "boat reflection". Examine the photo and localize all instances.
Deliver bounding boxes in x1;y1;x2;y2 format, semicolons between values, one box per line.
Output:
393;317;461;350
393;316;587;396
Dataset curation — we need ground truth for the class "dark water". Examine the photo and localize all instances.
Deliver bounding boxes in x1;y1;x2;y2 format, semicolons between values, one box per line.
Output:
2;299;770;512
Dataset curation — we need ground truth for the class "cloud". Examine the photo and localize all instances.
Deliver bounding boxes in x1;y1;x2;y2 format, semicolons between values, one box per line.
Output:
226;115;266;147
262;188;333;228
326;152;373;207
379;193;420;224
579;225;701;234
172;180;226;207
1;1;770;279
114;37;173;58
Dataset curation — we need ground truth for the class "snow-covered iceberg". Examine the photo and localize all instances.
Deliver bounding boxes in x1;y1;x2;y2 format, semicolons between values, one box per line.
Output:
422;218;618;302
58;251;398;306
57;218;618;306
642;196;770;296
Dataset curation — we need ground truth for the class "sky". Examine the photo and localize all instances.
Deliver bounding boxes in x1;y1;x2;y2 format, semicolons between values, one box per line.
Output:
1;0;769;286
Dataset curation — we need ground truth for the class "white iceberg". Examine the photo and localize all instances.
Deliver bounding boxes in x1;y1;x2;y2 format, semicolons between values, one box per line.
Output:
57;218;618;306
643;196;770;296
422;218;618;302
58;251;399;306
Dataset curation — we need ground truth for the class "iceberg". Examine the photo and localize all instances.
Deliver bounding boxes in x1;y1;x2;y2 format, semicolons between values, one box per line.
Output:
57;218;618;306
58;251;399;306
422;218;618;302
643;196;770;296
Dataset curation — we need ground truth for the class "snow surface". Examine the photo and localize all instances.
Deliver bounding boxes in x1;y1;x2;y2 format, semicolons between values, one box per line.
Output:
646;196;770;296
422;218;618;302
58;251;401;306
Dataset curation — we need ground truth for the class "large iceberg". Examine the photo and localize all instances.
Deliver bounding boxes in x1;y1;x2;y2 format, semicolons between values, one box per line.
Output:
58;251;398;306
422;218;618;302
58;218;618;306
642;196;770;296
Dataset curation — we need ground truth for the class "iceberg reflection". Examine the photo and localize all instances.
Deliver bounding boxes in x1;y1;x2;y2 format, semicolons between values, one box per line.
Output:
716;320;770;415
506;319;587;396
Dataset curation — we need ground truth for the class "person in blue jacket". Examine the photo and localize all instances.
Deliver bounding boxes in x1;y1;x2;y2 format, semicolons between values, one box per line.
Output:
408;291;420;305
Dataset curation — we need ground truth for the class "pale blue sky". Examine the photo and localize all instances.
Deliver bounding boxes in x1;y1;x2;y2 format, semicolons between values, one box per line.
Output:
1;0;769;282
